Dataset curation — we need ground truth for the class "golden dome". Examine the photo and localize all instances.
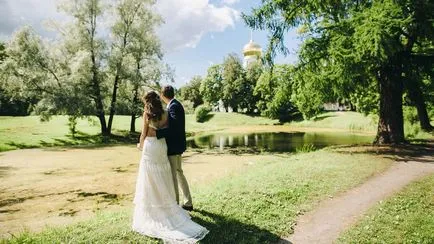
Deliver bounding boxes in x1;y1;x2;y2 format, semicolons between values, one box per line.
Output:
243;40;262;56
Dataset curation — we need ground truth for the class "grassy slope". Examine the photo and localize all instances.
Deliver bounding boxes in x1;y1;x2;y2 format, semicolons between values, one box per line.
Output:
1;112;431;152
337;174;434;244
289;111;377;132
3;150;393;243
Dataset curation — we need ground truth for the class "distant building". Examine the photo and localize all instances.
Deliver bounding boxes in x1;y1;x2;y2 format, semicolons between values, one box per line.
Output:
242;31;262;68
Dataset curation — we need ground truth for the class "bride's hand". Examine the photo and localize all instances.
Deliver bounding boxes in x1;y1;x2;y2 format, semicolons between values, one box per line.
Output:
137;143;143;150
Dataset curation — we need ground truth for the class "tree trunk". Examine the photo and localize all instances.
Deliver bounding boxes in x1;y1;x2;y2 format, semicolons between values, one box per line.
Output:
374;66;405;144
107;73;120;134
130;113;136;133
406;80;434;131
91;61;108;136
130;85;140;133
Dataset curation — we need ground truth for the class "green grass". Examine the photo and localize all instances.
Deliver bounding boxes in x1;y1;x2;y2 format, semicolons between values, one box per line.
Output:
0;113;277;152
289;111;377;133
0;116;141;152
337;173;434;244
2;150;393;243
1;112;431;152
186;112;277;134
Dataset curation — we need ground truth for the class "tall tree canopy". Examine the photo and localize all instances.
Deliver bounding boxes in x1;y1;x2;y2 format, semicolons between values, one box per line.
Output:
0;0;164;136
179;76;204;108
244;0;434;144
200;64;224;106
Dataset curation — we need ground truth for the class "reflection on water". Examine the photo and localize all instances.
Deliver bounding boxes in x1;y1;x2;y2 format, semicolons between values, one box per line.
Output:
188;132;373;152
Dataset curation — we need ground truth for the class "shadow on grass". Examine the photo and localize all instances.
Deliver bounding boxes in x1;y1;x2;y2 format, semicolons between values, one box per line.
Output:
313;114;336;121
4;130;141;152
197;114;215;123
4;142;39;150
333;140;434;164
192;209;281;244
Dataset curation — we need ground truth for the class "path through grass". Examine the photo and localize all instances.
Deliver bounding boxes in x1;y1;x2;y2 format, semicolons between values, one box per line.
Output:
3;149;393;243
337;173;434;244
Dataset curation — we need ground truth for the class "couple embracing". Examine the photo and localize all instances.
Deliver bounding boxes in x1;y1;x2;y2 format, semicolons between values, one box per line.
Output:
132;86;209;243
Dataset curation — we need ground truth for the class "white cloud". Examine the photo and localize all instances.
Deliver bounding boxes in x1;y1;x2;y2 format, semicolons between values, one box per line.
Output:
155;0;239;52
221;0;240;5
0;0;240;53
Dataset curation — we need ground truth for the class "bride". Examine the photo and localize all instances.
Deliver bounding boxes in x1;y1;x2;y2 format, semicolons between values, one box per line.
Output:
132;91;209;243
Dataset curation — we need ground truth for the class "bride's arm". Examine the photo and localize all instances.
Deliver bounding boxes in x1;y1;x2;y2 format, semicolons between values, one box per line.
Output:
137;112;149;150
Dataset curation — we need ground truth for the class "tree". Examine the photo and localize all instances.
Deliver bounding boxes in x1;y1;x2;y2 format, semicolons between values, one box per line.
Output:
221;53;245;112
59;0;109;135
106;0;162;133
179;76;204;108
1;0;163;135
244;0;434;144
200;64;223;106
242;61;262;113
255;64;297;121
0;42;5;61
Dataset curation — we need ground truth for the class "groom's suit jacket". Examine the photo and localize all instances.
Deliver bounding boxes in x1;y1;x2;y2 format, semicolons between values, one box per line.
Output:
156;99;187;156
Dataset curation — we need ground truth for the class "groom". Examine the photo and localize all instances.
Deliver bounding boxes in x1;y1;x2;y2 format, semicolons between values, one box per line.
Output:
157;85;193;211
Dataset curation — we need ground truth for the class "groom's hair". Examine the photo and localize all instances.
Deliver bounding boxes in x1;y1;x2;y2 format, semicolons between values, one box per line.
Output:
161;85;175;99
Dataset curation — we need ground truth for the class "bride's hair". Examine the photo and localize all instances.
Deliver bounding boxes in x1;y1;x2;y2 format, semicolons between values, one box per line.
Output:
143;91;164;121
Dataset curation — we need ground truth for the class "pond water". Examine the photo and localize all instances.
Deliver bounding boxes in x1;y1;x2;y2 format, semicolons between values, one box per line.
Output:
188;132;373;152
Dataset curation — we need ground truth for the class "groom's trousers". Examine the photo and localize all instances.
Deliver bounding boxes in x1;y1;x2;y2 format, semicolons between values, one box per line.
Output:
168;155;193;207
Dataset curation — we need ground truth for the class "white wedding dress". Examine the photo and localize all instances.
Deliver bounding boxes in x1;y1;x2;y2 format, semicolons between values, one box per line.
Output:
132;136;209;243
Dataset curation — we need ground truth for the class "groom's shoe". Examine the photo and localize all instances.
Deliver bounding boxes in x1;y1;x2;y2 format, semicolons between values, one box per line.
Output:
182;205;193;211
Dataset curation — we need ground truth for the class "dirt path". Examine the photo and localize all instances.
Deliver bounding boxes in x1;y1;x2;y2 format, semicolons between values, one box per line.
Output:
0;146;273;238
281;159;434;244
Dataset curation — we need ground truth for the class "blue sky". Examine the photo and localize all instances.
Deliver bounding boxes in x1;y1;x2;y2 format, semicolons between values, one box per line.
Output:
0;0;301;87
163;0;301;87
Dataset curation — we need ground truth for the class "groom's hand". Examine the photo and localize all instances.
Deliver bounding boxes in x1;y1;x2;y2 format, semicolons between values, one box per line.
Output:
137;143;142;151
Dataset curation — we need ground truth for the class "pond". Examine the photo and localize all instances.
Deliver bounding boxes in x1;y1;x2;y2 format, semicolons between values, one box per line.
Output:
188;131;373;152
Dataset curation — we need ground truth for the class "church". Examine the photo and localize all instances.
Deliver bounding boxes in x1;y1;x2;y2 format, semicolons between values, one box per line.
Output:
242;32;262;67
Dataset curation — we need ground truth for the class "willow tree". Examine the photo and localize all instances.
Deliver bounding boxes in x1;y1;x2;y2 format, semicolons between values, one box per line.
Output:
106;0;162;133
244;0;434;144
1;0;163;136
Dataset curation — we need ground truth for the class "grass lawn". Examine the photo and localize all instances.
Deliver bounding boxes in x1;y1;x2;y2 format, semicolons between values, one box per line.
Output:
289;111;377;132
2;149;393;243
337;173;434;244
1;112;431;152
0;113;277;152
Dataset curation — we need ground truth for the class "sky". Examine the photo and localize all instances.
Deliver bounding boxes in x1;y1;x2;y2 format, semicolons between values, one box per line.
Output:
0;0;301;87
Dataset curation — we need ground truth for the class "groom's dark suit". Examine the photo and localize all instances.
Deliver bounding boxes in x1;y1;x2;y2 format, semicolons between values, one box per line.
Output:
156;99;187;155
156;98;191;207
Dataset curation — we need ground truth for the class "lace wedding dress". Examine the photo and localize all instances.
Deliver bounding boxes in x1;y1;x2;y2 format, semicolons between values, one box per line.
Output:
132;136;209;243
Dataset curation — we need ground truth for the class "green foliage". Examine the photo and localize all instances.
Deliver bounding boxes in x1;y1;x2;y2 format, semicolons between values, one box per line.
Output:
195;104;212;123
0;42;6;61
349;80;379;116
200;64;223;106
295;144;316;153
338;174;434;244
221;53;245;111
239;61;262;113
201;56;263;114
179;99;194;114
179;76;204;108
255;64;298;121
243;0;434;143
0;0;164;135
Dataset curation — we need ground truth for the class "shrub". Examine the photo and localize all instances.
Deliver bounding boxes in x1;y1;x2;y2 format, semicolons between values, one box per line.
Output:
195;105;211;123
180;99;195;114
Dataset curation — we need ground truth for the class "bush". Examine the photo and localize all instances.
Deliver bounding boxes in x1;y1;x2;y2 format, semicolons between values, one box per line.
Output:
403;106;418;125
195;105;211;123
180;99;194;114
